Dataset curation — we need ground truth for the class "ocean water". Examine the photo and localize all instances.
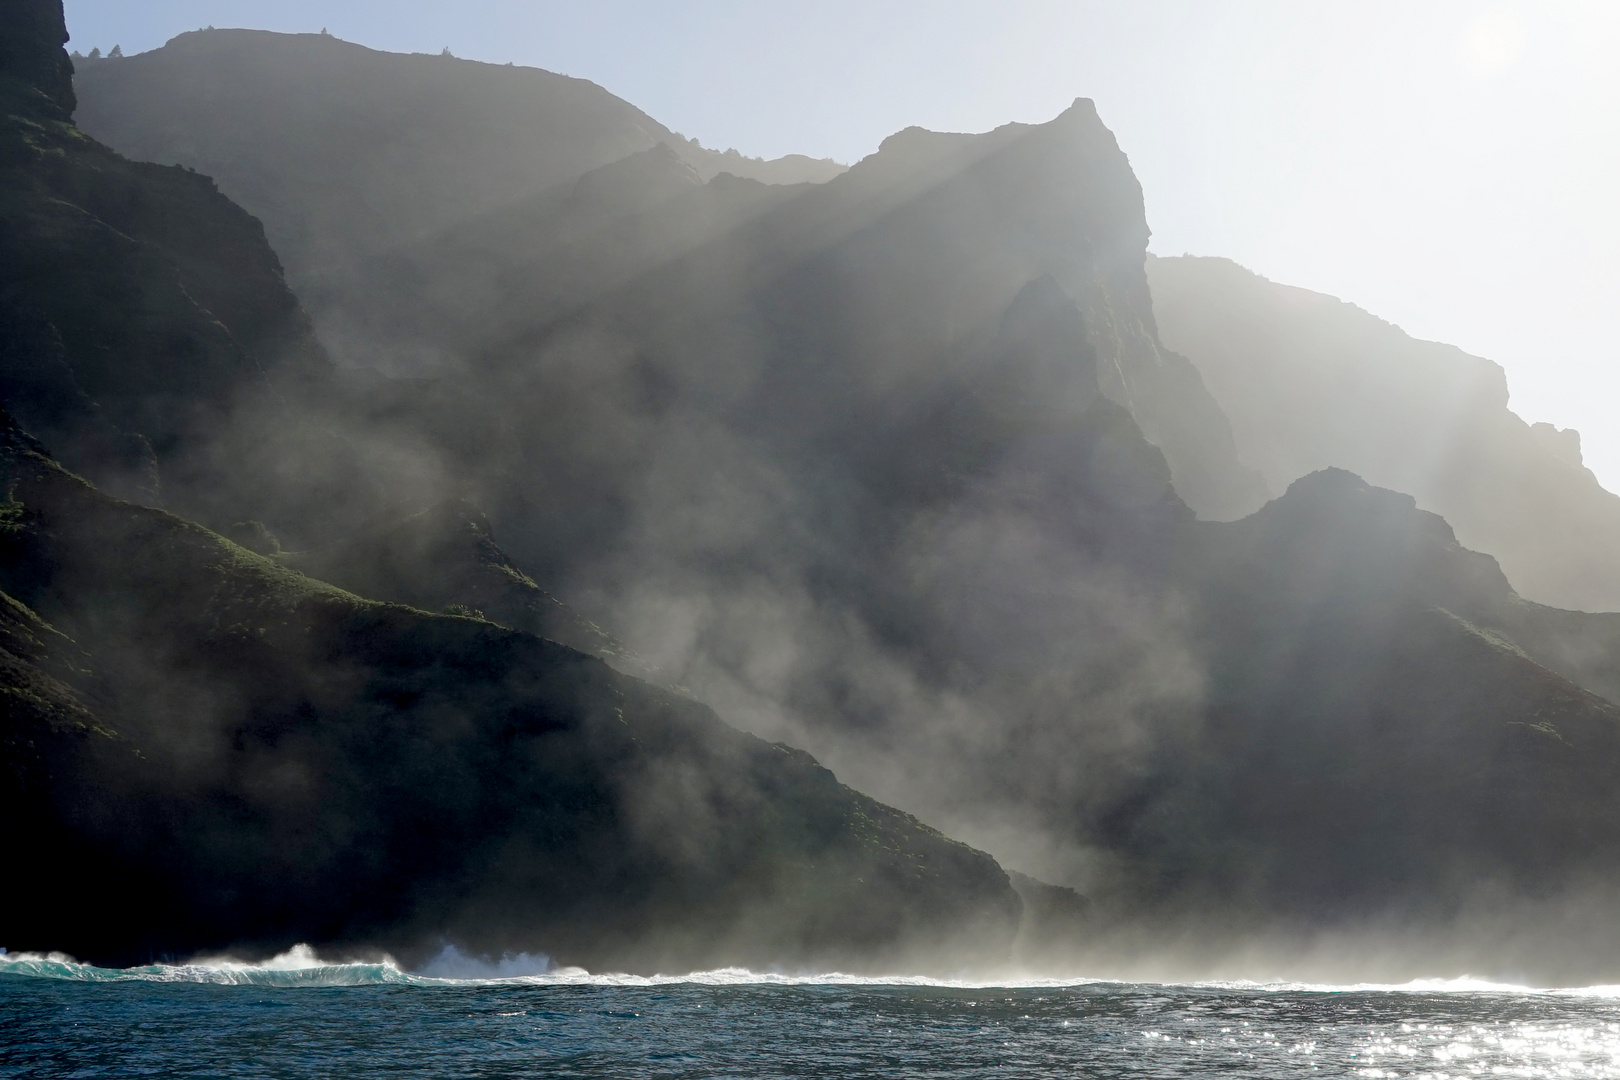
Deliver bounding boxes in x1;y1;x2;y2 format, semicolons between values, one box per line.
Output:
4;948;1620;1078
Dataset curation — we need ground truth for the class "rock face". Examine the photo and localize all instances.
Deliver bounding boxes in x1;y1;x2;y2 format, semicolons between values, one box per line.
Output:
0;11;329;518
73;34;1262;519
0;0;75;116
683;101;1267;521
1148;254;1620;612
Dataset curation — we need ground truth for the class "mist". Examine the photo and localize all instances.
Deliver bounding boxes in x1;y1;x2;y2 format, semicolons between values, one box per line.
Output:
58;1;1620;496
9;1;1620;987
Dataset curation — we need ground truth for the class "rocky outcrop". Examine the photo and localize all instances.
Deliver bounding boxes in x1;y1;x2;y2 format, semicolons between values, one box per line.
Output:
0;0;74;116
586;100;1267;520
0;9;329;516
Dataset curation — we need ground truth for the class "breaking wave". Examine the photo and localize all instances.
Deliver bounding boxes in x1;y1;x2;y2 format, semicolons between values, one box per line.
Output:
1;945;1613;994
0;944;416;987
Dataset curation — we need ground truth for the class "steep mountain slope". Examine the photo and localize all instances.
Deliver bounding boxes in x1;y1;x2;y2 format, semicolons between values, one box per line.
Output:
323;143;808;372
0;15;326;511
1167;472;1620;906
202;86;1620;978
284;497;659;683
460;110;1620;976
1032;468;1620;980
70;37;1263;519
0;408;1021;971
1148;254;1620;611
71;30;843;370
0;0;1030;973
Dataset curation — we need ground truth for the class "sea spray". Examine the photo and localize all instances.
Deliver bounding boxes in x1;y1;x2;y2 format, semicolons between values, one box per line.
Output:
4;945;1608;994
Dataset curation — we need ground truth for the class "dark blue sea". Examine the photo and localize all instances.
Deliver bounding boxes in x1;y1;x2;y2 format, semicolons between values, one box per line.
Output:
5;947;1619;1077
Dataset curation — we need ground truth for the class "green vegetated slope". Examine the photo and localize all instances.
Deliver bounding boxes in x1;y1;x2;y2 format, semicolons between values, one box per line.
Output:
1148;254;1620;612
0;0;1029;974
0;409;1021;972
283;497;660;683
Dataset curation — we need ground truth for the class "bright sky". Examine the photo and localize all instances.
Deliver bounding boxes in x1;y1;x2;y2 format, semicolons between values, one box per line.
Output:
65;1;1620;491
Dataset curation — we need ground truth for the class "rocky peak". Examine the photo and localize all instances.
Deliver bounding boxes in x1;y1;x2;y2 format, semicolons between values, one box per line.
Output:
1195;467;1515;621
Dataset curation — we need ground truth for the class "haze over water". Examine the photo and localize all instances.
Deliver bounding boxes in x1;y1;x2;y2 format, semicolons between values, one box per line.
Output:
6;950;1620;1078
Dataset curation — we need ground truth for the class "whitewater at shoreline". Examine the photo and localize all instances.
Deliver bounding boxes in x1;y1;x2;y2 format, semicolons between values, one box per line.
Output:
4;943;1614;996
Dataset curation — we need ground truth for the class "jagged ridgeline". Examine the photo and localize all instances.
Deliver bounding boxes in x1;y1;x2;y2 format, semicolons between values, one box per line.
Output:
0;0;1034;973
10;0;1620;984
71;27;1265;522
1148;254;1620;614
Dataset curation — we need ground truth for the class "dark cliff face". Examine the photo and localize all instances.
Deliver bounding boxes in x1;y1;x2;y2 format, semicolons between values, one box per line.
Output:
1148;253;1620;612
0;411;1021;971
0;0;74;117
0;5;330;518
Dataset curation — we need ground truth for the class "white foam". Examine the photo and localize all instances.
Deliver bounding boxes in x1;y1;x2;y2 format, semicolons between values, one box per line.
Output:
416;944;554;980
1196;976;1542;995
0;944;413;987
0;945;1606;994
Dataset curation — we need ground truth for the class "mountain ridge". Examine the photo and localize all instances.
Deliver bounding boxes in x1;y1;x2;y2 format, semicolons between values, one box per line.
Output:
1149;253;1620;611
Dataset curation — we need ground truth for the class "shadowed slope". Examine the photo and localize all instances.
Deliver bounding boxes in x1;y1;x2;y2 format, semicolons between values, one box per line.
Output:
0;21;326;507
0;408;1022;971
1100;471;1620;944
285;497;660;683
